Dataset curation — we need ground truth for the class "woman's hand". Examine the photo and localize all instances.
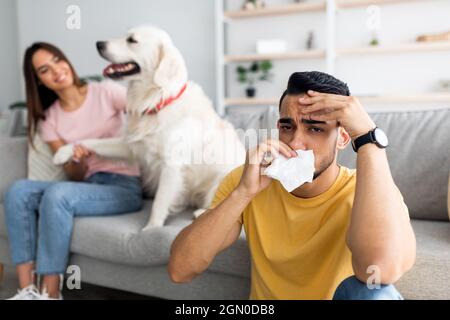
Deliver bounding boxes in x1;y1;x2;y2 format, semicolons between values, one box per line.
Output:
71;144;93;163
63;144;92;181
47;140;92;181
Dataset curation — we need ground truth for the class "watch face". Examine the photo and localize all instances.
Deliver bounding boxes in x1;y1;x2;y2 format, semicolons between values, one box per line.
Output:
374;128;389;147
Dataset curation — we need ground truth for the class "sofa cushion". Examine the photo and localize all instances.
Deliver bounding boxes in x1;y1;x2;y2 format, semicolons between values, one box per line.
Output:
396;219;450;299
28;133;66;181
448;173;450;220
226;105;279;149
0;200;250;278
338;108;450;221
0;137;28;203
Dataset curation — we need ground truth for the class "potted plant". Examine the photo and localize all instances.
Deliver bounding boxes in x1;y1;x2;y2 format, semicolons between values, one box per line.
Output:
236;60;273;98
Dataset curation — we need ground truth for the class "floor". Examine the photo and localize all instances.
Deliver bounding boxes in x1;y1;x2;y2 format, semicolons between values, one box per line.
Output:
0;264;160;300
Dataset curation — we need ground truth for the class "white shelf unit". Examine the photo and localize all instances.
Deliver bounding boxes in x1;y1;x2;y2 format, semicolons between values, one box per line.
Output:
224;1;326;19
337;41;450;56
225;49;326;63
222;0;419;19
215;0;450;114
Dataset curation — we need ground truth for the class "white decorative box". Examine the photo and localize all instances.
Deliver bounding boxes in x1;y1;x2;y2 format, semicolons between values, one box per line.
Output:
256;39;287;54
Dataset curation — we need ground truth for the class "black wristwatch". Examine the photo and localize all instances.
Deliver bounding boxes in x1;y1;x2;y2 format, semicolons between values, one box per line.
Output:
351;127;389;153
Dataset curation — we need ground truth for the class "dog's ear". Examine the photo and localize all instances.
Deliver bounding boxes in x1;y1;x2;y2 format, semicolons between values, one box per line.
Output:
153;42;187;88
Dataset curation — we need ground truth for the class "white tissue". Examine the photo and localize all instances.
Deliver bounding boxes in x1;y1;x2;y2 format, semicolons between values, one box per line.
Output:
263;150;315;192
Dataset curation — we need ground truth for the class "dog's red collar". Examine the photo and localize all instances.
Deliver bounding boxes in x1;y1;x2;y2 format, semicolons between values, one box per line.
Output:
143;83;188;115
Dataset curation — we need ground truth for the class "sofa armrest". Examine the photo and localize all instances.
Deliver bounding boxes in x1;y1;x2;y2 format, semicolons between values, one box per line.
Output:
0;137;28;203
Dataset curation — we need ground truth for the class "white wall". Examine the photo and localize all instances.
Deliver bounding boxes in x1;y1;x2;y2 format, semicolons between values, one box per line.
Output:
15;0;216;101
0;0;20;111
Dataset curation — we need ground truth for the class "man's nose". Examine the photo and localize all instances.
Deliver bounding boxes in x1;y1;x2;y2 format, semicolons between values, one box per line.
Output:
288;130;308;151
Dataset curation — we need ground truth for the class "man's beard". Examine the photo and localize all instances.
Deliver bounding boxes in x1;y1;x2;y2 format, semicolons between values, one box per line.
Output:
313;147;336;180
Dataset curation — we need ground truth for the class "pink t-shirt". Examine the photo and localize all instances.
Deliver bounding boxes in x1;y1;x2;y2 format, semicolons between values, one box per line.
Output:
39;81;140;179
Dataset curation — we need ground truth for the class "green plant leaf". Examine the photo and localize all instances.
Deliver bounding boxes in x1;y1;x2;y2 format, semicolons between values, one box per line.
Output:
370;38;379;46
238;74;247;83
236;66;247;74
250;62;259;73
80;75;103;82
260;60;273;71
9;101;27;110
235;60;274;87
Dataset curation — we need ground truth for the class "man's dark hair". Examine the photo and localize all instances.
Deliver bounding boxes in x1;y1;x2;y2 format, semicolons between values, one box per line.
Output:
279;71;350;110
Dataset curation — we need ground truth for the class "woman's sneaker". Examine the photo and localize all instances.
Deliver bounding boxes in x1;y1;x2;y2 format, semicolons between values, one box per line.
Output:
7;284;41;300
39;288;63;300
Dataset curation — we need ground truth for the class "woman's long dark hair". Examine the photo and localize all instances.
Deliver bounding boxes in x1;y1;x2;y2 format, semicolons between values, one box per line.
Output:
23;42;85;145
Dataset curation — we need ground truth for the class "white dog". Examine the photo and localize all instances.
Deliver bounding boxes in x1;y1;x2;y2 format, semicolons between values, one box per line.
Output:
54;26;245;229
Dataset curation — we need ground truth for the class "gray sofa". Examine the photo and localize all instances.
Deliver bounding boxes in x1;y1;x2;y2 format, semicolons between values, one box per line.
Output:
0;107;449;299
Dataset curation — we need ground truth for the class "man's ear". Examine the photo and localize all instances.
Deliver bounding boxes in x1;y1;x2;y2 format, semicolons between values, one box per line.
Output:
336;126;351;150
153;42;187;88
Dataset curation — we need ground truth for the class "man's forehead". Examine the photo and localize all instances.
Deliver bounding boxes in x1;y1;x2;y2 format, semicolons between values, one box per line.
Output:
281;94;306;112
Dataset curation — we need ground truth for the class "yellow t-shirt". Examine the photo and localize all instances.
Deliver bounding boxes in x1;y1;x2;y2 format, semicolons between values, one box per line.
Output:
210;165;357;300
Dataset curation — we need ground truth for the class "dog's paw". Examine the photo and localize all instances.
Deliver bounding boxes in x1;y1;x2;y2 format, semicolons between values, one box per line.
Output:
193;208;207;219
142;219;165;231
53;144;74;165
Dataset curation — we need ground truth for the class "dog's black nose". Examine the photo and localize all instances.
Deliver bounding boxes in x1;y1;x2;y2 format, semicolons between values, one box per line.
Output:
96;41;106;52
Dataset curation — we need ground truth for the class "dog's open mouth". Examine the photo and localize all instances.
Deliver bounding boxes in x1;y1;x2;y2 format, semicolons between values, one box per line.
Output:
103;62;141;79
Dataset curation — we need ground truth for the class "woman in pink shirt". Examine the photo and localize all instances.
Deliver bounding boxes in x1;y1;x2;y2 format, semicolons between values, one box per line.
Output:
4;42;142;300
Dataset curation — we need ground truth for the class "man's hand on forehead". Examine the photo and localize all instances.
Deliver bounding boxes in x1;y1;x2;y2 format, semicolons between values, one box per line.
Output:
299;91;347;119
298;90;376;140
283;95;329;125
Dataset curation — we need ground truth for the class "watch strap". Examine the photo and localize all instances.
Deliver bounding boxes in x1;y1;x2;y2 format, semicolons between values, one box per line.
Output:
352;129;375;152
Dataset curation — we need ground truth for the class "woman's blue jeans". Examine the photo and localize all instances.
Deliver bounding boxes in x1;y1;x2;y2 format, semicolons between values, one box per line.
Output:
3;172;143;275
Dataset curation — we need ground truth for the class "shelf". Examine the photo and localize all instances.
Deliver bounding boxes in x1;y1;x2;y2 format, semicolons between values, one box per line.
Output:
337;0;422;9
225;49;326;63
337;41;450;56
225;94;450;106
224;2;326;19
223;0;422;20
358;93;450;103
224;41;450;64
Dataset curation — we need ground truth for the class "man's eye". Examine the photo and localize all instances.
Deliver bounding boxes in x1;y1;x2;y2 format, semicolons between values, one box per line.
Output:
309;127;323;133
127;37;138;44
280;126;293;131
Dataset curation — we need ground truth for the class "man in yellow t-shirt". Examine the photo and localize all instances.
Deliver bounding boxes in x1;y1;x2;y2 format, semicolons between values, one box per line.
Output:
169;71;416;300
